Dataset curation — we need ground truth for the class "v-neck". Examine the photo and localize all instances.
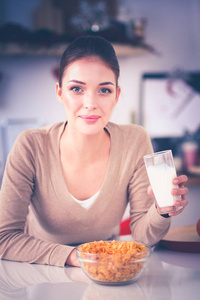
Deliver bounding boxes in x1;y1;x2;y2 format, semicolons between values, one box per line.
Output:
47;122;124;222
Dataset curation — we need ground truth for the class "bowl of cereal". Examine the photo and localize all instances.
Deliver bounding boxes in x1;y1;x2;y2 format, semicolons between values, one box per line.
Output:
76;240;150;285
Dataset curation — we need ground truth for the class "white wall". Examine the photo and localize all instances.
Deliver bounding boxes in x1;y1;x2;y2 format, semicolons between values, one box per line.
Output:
0;0;200;126
0;56;66;124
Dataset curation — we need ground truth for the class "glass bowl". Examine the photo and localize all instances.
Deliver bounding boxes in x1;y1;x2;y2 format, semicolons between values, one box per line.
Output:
76;240;150;285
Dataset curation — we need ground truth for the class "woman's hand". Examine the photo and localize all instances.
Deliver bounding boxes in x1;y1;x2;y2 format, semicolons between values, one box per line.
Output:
65;249;80;267
170;174;189;216
148;175;189;217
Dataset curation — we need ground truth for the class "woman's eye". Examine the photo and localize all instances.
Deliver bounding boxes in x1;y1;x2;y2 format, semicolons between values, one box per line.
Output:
99;88;112;94
70;86;83;93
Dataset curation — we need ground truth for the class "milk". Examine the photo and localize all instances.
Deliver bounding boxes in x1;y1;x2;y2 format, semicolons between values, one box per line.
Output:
146;163;179;207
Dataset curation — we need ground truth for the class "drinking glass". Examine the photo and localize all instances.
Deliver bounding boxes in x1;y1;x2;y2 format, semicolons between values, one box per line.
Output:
144;150;180;214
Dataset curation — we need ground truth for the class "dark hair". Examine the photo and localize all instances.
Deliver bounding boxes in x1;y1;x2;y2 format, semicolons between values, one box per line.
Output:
59;36;120;87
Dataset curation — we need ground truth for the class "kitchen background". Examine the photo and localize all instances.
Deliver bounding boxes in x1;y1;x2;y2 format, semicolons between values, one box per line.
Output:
0;0;200;227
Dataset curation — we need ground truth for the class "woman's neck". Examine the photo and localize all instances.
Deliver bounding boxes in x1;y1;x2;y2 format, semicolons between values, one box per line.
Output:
60;125;110;163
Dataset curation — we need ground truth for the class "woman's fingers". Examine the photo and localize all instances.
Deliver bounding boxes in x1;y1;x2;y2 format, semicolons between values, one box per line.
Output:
148;174;189;217
171;187;189;197
147;185;153;195
173;175;188;185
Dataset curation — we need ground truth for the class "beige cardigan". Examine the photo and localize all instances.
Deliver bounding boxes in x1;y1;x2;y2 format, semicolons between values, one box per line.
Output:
0;122;171;266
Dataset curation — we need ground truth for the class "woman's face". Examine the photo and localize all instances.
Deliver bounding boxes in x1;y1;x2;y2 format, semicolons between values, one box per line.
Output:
56;57;120;136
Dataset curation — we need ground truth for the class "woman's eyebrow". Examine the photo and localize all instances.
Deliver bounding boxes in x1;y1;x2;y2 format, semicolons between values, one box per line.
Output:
68;80;114;86
68;80;86;84
99;82;114;86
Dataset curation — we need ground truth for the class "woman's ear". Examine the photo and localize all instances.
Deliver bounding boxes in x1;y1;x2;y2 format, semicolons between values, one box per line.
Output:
115;86;121;104
56;82;63;103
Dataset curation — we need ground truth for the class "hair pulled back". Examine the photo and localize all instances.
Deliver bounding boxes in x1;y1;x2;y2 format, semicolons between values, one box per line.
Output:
59;36;120;87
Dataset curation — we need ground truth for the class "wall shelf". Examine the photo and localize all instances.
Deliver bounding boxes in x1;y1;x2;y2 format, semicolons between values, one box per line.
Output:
0;42;151;57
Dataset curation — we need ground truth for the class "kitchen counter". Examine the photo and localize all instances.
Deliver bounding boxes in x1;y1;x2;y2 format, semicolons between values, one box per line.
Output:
0;243;199;300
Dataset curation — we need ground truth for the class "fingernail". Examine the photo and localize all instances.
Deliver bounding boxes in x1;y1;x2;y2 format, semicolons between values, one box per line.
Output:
172;189;178;194
175;201;180;206
174;179;179;184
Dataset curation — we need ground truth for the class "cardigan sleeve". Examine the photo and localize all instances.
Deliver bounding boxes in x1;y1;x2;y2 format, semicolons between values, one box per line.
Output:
128;127;171;246
0;130;74;267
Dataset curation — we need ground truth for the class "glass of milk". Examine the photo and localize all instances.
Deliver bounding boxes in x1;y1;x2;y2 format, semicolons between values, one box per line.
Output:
144;150;180;214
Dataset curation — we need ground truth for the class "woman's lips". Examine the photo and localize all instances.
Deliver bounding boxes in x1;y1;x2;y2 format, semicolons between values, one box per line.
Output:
79;115;100;123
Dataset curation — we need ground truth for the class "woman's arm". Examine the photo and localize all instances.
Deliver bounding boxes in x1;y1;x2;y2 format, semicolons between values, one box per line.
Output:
127;129;172;246
129;147;189;246
128;160;172;246
0;131;74;267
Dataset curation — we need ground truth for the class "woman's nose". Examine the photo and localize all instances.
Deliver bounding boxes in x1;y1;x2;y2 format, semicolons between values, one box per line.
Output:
83;94;96;110
84;104;96;110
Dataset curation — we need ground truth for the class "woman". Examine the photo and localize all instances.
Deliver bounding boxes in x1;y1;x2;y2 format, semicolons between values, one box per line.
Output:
0;36;188;267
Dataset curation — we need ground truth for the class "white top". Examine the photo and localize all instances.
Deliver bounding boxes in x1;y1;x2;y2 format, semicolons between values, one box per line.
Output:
70;191;100;209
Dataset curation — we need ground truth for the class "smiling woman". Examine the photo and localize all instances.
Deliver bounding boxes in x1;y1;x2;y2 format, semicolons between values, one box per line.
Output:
0;36;189;268
56;56;120;136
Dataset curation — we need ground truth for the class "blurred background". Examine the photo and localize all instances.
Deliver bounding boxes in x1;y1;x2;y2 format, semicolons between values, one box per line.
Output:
0;0;200;227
